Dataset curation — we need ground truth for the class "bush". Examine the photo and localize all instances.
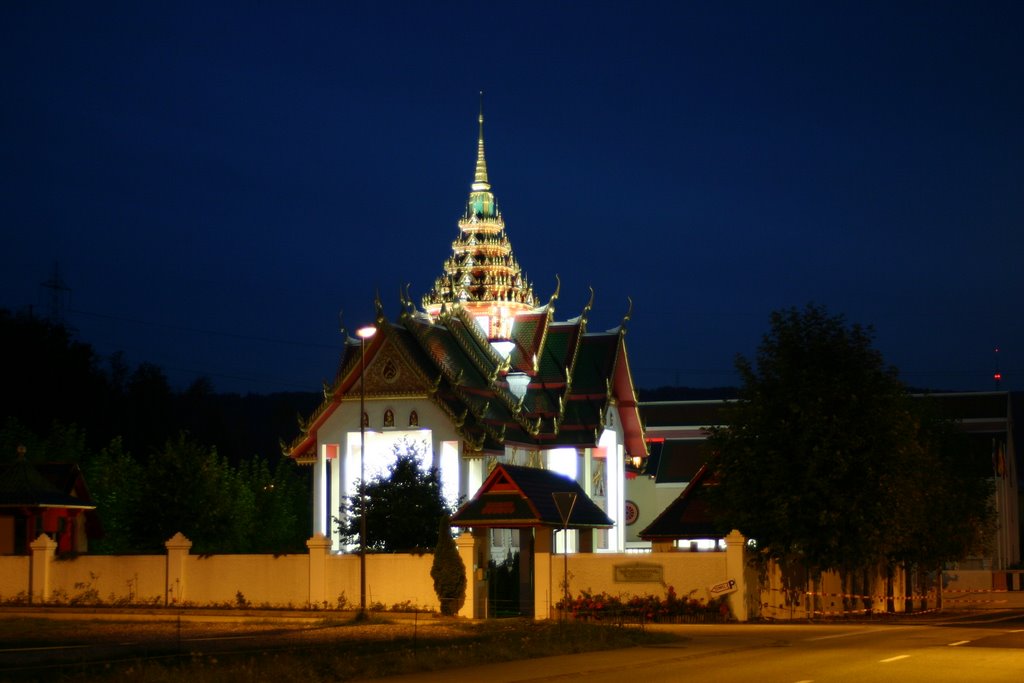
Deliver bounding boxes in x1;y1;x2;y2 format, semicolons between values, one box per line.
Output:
555;586;731;622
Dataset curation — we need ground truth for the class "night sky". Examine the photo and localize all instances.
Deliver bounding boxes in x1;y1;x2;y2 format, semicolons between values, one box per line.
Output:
3;2;1022;395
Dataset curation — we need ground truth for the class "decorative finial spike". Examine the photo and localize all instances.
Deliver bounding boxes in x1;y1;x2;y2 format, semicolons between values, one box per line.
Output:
374;289;386;323
621;297;634;332
472;92;490;191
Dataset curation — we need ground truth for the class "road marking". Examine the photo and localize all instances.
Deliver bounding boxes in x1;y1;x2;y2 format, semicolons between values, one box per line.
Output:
184;635;256;642
879;655;911;663
0;644;90;653
948;640;970;647
806;626;912;642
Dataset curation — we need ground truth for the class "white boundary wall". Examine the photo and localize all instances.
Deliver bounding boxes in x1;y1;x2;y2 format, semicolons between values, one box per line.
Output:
5;531;1016;618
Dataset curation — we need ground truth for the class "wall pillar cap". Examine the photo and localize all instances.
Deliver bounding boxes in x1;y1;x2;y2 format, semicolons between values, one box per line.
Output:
165;532;193;550
725;529;746;545
306;532;332;550
30;534;57;552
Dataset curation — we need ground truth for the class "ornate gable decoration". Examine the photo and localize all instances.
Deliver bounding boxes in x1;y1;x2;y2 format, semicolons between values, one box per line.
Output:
360;332;433;397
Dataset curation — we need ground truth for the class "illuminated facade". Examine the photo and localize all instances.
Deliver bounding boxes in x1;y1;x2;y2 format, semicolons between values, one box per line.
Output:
287;106;647;554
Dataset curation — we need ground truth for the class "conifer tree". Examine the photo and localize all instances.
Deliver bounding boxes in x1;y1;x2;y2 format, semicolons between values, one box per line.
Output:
430;516;466;616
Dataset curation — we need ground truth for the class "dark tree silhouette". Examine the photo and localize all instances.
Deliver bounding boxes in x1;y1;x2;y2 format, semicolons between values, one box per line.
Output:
338;441;452;553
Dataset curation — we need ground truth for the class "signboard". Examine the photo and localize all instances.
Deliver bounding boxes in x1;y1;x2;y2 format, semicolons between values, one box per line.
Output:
614;563;663;583
708;579;737;596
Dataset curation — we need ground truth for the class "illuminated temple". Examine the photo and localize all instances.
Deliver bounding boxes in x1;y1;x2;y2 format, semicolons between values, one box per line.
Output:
287;105;647;555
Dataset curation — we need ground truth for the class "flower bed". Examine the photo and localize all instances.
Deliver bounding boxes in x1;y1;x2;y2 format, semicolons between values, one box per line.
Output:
555;586;731;624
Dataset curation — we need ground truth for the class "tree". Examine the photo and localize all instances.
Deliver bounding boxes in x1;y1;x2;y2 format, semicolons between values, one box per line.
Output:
431;515;466;616
338;441;452;552
123;363;175;458
886;399;994;571
0;310;109;447
707;305;930;585
129;432;255;553
237;455;311;554
83;437;143;553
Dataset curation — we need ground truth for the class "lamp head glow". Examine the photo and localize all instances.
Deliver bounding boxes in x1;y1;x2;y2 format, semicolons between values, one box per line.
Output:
356;326;376;339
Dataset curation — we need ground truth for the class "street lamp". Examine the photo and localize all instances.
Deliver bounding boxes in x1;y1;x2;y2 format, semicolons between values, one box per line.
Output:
356;324;376;618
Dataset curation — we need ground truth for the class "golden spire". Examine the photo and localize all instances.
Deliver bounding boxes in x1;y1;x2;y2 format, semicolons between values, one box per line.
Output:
422;97;537;340
472;91;490;192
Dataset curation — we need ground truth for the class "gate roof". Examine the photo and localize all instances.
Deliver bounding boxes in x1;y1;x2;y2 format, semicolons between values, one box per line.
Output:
451;463;613;529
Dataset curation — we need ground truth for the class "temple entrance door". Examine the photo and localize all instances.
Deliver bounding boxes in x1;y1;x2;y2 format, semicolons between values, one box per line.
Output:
486;528;532;617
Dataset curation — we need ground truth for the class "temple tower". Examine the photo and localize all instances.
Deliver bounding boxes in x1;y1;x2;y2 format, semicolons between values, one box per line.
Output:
422;99;537;341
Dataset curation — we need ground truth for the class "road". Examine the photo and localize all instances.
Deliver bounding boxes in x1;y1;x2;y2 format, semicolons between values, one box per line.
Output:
379;611;1024;683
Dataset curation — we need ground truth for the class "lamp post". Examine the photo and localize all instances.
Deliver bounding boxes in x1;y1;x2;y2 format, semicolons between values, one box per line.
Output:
356;325;376;618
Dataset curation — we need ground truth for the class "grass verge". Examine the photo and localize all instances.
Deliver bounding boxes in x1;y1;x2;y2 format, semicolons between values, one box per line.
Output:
3;617;681;682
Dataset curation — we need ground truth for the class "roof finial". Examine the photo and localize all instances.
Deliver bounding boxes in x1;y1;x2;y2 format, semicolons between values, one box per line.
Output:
472;91;490;192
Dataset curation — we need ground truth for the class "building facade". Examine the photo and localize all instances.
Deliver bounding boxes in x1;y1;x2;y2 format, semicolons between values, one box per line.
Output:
286;107;647;554
635;392;1021;568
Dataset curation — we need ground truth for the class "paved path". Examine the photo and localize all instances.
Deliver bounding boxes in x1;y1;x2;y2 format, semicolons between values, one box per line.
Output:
375;613;1024;683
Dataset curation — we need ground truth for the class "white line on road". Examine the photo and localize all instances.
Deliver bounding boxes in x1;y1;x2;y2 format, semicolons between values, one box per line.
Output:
948;641;970;646
879;655;911;663
806;626;913;642
0;644;90;653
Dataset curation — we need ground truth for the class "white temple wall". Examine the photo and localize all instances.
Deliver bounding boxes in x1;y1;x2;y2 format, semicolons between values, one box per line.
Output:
624;475;686;547
314;396;462;552
599;405;627;552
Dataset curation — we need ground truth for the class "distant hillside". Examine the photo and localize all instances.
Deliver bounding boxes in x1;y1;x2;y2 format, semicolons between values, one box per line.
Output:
638;386;739;402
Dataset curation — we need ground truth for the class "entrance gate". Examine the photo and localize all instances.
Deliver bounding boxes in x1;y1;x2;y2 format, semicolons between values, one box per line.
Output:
487;548;522;617
451;464;613;619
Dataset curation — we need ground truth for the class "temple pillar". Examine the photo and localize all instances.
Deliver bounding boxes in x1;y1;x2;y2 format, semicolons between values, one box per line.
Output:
313;454;327;537
329;456;341;550
578;528;594;553
471;527;490;619
455;531;477;618
533;526;553;620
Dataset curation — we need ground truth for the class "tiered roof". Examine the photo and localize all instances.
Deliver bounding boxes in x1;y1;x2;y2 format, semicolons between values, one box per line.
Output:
421;100;536;340
287;291;647;462
639;464;727;541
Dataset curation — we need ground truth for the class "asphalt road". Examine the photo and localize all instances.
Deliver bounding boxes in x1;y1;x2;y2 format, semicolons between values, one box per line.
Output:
377;611;1024;683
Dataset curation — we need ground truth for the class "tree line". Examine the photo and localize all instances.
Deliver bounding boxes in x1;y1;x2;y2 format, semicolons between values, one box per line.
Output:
1;309;314;554
3;304;998;576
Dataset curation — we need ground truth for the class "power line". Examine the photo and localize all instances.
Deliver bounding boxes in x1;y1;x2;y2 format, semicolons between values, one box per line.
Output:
68;307;339;350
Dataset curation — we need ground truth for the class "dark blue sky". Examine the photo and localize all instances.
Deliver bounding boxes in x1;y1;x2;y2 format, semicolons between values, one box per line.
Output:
3;2;1022;394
